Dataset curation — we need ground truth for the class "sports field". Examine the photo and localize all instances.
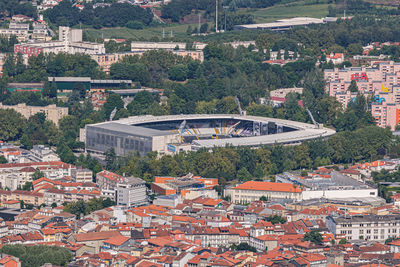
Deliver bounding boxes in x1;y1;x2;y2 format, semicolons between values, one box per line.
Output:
84;23;195;41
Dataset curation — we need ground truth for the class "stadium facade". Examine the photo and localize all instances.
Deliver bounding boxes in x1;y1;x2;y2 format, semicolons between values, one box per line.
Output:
82;114;336;156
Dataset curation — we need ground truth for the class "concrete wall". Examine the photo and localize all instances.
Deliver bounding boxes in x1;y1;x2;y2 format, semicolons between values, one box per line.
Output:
301;189;378;200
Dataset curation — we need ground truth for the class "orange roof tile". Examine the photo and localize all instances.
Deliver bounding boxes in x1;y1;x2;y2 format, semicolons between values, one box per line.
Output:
104;235;130;246
234;181;301;193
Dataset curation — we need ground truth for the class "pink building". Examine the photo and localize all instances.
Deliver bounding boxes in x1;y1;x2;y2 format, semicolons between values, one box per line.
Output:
325;61;400;130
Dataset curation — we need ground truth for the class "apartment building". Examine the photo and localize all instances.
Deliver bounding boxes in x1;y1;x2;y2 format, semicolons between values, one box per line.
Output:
224;181;302;204
96;170;125;191
0;161;75;190
14;26;105;58
0;103;68;126
92;49;204;74
91;52;134;73
71;167;93;183
131;41;206;51
250;235;278;252
116;177;147;207
326;214;400;242
185;227;240;247
0;22;29;42
29;145;60;162
324;61;400;130
0;190;44;206
43;187;100;206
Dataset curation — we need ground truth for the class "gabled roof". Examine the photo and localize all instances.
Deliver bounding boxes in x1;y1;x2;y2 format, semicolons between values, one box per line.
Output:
73;231;122;242
104;235;130;246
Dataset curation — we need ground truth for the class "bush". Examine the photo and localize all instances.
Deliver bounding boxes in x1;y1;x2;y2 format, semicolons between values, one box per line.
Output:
126;20;144;29
168;64;188;81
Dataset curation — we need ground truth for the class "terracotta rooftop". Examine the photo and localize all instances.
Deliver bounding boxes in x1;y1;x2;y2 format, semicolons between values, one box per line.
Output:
233;181;302;193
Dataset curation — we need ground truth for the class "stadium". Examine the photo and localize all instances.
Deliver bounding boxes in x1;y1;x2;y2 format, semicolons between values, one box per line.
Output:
83;114;336;156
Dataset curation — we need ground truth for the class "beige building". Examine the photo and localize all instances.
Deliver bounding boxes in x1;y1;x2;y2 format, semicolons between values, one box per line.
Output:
224;181;302;204
0;103;68;126
270;87;303;98
71;167;93;183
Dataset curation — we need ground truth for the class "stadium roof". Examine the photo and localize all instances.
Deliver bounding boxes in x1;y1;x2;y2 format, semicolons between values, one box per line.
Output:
88;114;336;147
87;122;171;137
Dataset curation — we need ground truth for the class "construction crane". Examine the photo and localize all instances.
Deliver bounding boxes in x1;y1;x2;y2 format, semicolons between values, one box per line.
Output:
306;108;319;129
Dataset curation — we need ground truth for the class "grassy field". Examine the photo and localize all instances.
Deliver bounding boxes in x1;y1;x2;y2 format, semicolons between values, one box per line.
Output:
84;2;333;41
247;3;333;23
84;23;195;41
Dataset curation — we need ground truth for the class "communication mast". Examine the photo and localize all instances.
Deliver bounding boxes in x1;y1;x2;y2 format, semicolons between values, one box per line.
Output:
215;0;218;33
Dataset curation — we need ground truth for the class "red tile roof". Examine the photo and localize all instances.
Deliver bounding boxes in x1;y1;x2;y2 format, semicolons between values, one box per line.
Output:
234;181;302;193
104;235;130;246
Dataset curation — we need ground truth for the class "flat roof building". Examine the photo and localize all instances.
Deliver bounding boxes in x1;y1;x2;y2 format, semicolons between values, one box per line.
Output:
0;103;68;126
116;177;147;207
327;214;400;242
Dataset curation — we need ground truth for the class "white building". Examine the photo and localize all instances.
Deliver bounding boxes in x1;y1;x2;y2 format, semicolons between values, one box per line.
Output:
14;26;105;58
29;145;60;162
116;177;147;207
153;194;182;208
327;214;400;242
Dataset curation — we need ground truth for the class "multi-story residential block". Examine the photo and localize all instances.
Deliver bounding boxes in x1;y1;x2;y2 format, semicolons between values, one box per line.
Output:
0;190;44;206
29;145;60;162
224;181;302;204
43;187;100;206
14;26;105;58
131;41;205;61
96;170;125;191
0;103;68;126
0;161;75;190
116;177;147;207
185;227;240;247
71;167;93;183
0;22;29;42
250;234;278;252
326;214;400;242
324;61;400;130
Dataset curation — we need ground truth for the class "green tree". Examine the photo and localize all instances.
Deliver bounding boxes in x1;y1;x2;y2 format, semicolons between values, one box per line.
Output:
0;244;73;267
237;167;252;181
0;109;26;141
267;215;287;224
0;155;7;164
168;64;188;81
32;170;45;180
103;94;124;119
303;230;323;245
348;80;358;92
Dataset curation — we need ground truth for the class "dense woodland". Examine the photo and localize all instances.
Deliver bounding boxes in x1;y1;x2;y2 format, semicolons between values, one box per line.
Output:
45;0;154;28
0;244;72;267
0;0;37;19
